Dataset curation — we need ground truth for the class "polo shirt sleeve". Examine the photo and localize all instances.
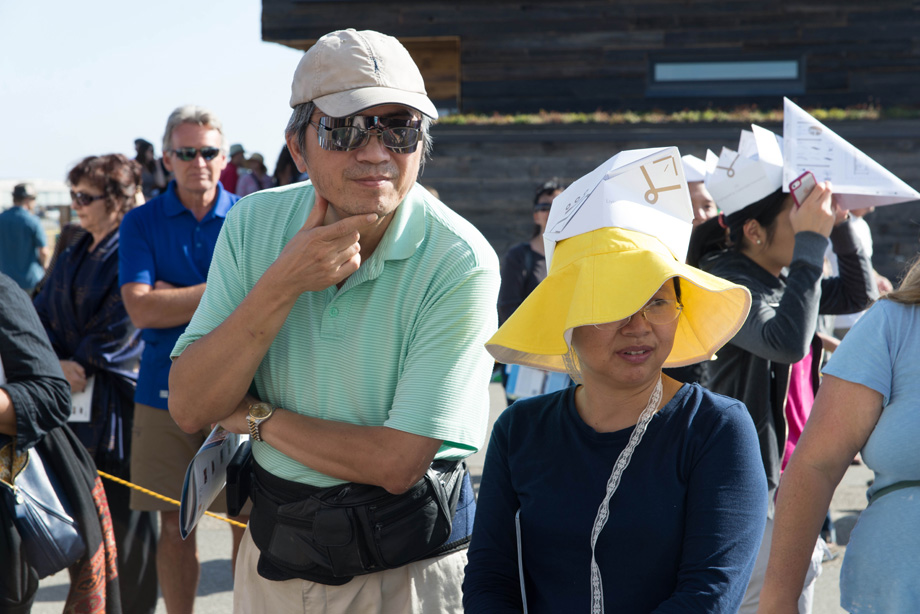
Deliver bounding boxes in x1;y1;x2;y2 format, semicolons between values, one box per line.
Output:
171;207;249;358
384;260;500;453
118;207;156;287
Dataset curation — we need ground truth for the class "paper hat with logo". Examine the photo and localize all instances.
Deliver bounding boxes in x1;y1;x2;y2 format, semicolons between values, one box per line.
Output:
486;147;752;371
782;97;920;209
681;154;707;183
704;125;785;216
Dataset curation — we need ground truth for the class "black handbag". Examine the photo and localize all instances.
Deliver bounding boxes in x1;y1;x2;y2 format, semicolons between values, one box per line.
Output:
250;459;467;584
226;439;253;518
0;437;86;578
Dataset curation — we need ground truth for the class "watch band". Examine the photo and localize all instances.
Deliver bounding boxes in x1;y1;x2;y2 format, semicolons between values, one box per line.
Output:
247;402;275;443
248;416;261;442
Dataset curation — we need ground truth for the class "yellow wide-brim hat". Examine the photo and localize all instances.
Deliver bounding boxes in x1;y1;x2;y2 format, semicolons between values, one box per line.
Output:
486;226;752;371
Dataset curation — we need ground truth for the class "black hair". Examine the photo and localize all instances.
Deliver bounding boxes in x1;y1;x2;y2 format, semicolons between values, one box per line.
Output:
530;178;566;238
533;178;565;206
686;188;788;268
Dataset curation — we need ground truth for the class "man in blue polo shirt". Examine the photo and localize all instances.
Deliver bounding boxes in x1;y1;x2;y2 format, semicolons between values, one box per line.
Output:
119;104;241;613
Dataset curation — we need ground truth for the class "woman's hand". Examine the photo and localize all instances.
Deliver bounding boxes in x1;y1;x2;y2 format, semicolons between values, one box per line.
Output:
790;181;836;238
59;359;87;393
831;194;851;226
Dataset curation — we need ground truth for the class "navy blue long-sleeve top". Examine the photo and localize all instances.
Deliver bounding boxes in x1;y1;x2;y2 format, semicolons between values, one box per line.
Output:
463;383;767;613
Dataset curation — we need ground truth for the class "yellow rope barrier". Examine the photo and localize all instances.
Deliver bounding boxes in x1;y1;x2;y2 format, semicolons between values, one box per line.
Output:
97;470;247;529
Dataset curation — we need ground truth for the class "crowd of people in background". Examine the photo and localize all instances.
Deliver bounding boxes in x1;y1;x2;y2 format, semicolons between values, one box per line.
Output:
1;25;918;614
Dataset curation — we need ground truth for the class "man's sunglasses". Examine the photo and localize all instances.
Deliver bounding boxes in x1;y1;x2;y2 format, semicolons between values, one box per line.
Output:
169;146;222;162
70;191;106;207
311;115;422;154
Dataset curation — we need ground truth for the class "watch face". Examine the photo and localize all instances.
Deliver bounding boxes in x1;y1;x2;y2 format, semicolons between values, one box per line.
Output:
250;403;272;419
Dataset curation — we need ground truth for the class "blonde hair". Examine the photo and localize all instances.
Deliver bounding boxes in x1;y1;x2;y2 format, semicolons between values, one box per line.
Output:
884;256;920;305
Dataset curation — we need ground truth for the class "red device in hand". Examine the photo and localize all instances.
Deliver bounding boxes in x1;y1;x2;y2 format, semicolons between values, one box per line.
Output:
790;171;817;208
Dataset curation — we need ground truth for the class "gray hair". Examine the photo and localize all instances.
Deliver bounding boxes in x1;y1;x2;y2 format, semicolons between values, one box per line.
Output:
162;105;229;157
284;103;434;169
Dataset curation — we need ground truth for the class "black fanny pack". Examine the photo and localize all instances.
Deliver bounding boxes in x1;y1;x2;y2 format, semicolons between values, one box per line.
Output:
249;458;468;585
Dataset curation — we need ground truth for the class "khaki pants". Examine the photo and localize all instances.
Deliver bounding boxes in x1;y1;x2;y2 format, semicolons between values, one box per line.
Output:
233;527;466;614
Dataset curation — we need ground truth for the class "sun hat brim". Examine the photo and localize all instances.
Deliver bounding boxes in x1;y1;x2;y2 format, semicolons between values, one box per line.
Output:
486;227;751;371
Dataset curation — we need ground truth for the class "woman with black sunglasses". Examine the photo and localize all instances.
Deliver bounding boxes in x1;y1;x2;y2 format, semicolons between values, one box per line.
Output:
32;154;159;614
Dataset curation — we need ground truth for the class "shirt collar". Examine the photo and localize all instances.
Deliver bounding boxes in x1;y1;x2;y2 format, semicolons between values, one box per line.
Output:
162;180;233;220
326;183;428;289
377;183;426;262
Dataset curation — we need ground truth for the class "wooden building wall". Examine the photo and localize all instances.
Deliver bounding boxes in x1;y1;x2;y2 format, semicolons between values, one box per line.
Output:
418;120;920;283
261;0;920;114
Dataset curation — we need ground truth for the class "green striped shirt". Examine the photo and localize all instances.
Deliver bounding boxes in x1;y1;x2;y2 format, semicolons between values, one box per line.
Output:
172;183;500;486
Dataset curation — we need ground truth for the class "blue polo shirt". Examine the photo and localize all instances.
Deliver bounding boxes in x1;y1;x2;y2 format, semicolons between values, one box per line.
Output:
0;206;47;291
119;180;239;409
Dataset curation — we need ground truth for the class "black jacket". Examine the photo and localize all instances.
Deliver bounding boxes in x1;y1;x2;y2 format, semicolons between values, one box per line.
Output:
698;223;876;511
0;273;122;613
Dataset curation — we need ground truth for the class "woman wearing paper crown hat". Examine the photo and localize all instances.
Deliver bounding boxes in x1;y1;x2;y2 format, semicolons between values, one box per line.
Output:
463;148;768;613
686;125;877;613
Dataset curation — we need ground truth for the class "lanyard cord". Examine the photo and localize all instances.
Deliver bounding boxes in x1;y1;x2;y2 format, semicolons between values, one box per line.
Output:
589;376;662;614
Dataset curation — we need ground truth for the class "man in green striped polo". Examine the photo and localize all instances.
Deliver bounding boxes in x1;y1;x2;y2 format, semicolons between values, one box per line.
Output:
168;29;500;614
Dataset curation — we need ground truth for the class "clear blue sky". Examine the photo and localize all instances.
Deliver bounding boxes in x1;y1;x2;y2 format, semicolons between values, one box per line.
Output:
0;0;306;181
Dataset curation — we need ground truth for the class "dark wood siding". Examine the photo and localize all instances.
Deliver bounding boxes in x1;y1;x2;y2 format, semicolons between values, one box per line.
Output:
419;121;920;283
262;0;920;113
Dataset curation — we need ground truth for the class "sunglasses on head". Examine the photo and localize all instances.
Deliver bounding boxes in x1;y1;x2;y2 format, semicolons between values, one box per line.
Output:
70;190;106;207
311;115;422;154
169;146;221;162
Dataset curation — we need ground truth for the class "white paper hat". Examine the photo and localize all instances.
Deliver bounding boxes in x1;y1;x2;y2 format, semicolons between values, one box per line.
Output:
489;146;752;373
543;146;693;268
682;154;707;183
782;97;920;209
704;125;784;216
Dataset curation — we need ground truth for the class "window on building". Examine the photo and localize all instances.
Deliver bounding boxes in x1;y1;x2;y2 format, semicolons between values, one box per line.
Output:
647;58;805;97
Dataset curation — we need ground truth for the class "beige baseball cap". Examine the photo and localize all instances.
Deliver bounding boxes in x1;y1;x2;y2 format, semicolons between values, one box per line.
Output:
290;29;438;119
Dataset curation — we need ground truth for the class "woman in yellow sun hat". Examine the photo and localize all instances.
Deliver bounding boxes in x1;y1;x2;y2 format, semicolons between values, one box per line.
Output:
463;148;768;613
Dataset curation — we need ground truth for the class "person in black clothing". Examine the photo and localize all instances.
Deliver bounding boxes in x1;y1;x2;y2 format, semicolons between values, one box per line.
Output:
497;179;564;325
687;177;876;613
1;273;122;613
496;179;565;403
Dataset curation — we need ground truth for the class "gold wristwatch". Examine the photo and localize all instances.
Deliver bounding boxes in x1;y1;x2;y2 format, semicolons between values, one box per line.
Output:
247;402;275;442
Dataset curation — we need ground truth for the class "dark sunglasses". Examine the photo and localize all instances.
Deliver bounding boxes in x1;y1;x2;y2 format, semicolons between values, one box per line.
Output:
311;115;422;154
169;146;221;162
533;203;552;212
70;190;106;207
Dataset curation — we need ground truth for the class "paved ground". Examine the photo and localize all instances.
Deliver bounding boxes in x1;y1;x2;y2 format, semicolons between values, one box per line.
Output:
33;383;872;612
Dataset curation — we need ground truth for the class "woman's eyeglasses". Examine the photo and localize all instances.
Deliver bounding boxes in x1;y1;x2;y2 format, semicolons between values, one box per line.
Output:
311;115;422;154
169;146;222;162
70;191;106;208
593;299;683;331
